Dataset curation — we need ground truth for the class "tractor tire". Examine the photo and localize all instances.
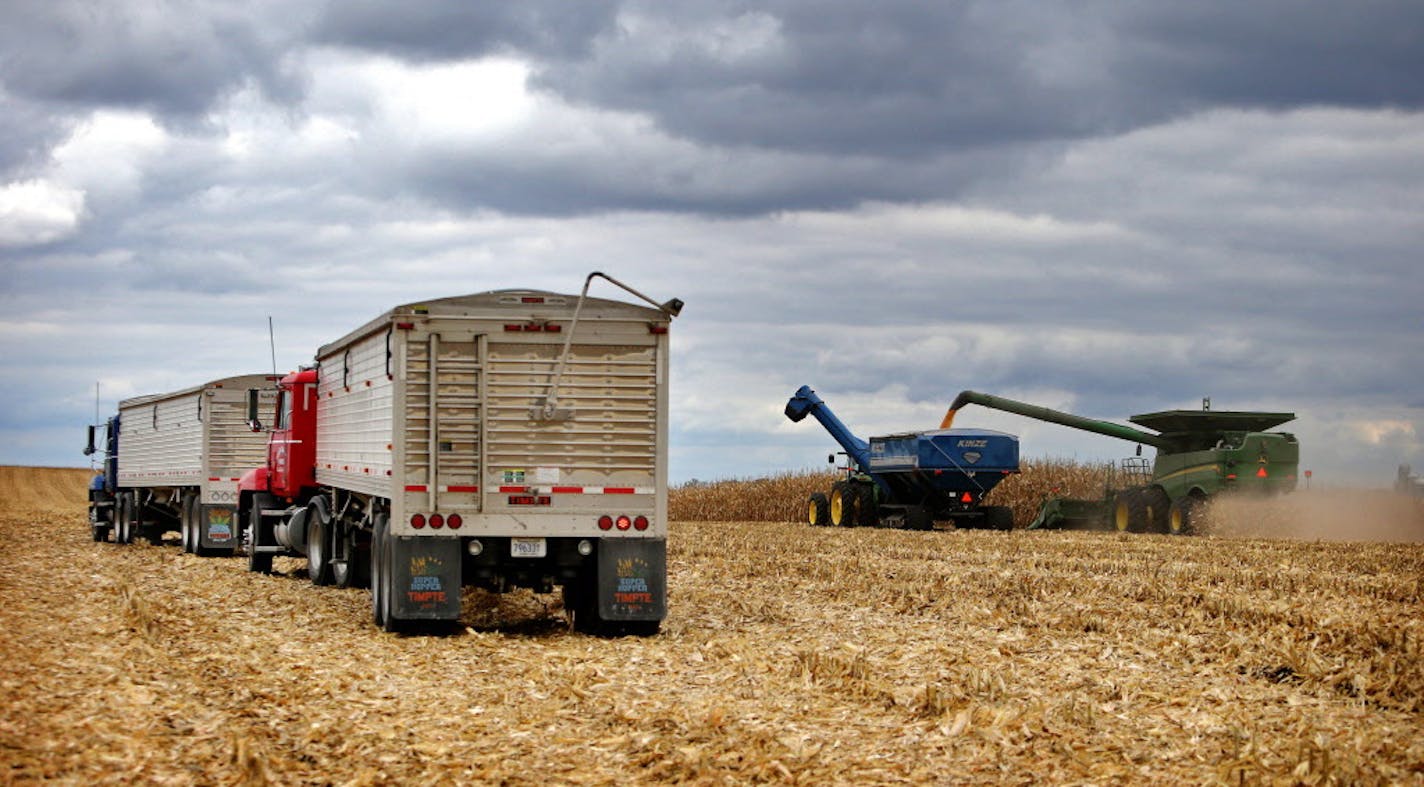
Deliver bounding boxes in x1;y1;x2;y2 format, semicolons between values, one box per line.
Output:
246;505;274;574
808;493;831;527
829;482;858;527
1142;487;1170;533
855;484;879;527
1112;489;1150;533
983;505;1014;531
1169;495;1202;536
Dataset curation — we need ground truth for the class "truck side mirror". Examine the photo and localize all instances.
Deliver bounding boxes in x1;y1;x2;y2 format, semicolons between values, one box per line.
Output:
83;425;96;456
246;389;263;432
1135;444;1142;456
828;454;835;464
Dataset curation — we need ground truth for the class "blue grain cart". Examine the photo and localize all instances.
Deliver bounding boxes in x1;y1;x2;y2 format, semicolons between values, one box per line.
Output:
785;385;1019;530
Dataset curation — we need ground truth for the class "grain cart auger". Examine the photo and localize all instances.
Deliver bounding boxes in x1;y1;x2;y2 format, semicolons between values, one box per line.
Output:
940;391;1299;535
785;385;1019;530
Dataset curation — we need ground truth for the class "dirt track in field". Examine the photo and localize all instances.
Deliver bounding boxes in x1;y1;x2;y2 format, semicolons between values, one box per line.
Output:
2;466;1423;784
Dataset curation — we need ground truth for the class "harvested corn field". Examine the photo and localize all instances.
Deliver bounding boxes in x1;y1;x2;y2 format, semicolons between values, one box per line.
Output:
3;465;1423;784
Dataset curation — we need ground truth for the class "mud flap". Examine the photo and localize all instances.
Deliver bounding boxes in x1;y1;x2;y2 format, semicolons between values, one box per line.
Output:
201;504;239;550
598;538;667;622
391;536;463;621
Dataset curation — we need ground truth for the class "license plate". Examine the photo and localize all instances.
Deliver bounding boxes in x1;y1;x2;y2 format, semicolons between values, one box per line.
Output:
510;537;546;558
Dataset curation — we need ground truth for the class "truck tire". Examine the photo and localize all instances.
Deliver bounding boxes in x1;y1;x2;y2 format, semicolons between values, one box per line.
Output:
983;505;1014;531
181;494;198;554
1169;495;1202;535
829;481;857;527
306;501;334;586
246;505;274;574
89;504;111;542
808;493;831;526
115;493;134;545
372;512;400;631
1142;487;1170;533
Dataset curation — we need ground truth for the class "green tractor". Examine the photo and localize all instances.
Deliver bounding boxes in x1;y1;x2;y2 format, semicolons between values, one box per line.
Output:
942;392;1300;534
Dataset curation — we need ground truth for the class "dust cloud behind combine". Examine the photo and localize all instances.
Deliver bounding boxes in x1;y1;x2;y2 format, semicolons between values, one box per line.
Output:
1207;490;1424;543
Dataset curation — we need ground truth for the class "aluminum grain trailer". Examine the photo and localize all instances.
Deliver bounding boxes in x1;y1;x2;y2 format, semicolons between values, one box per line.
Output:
96;374;278;554
239;273;682;635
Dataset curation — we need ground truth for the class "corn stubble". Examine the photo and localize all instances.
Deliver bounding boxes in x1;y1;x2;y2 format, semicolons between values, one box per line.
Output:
3;465;1422;784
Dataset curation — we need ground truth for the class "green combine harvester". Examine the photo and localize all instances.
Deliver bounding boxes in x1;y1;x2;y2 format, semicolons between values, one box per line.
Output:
941;392;1300;534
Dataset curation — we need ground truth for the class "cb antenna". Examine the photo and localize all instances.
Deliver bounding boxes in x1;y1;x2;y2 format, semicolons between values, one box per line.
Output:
268;316;277;376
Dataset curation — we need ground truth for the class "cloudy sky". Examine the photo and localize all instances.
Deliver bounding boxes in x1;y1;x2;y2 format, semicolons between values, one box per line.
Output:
2;1;1421;487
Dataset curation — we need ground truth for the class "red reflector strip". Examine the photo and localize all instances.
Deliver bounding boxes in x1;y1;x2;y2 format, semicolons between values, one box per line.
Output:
521;296;545;303
209;477;221;482
498;485;526;493
551;486;583;494
405;485;428;493
543;324;561;333
396;322;415;330
604;487;636;495
649;325;669;335
504;324;525;332
444;485;479;493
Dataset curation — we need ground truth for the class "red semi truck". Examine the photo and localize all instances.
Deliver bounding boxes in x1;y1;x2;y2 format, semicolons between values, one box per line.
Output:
236;274;681;635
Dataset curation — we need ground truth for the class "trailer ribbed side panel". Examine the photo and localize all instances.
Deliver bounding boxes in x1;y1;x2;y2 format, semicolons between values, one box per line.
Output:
118;391;205;488
315;329;395;498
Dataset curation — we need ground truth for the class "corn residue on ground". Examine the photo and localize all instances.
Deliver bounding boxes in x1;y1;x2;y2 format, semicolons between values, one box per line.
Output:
2;466;1422;783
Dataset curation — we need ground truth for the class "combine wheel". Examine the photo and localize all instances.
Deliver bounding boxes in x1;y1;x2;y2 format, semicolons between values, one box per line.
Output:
1169;496;1202;535
1142;487;1170;533
246;505;274;574
829;482;858;527
1112;490;1150;533
807;493;831;527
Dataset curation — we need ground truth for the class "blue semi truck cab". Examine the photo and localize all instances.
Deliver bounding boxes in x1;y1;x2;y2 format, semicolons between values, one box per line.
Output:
83;414;120;542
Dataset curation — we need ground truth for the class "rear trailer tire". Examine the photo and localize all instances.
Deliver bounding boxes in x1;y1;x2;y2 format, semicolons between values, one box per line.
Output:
373;513;401;633
331;525;357;588
808;493;831;527
246;505;273;574
115;494;133;545
983;505;1014;531
371;515;387;627
1169;496;1201;535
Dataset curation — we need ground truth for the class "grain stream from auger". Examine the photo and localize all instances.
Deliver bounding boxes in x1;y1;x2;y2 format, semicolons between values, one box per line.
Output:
2;466;1422;784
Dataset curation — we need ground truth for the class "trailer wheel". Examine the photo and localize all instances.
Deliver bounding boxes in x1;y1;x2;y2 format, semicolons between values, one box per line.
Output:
829;482;857;527
372;512;398;631
1142;487;1170;533
808;493;831;526
180;494;198;554
983;505;1014;531
306;502;335;586
905;506;933;531
89;503;111;542
246;505;274;574
1169;496;1202;536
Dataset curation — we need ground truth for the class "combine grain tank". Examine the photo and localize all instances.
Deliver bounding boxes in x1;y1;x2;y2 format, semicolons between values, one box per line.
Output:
84;374;279;553
237;272;681;635
785;386;1019;530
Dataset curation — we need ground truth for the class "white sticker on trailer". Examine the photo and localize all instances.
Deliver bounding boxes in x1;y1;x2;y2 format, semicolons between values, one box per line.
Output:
533;466;560;484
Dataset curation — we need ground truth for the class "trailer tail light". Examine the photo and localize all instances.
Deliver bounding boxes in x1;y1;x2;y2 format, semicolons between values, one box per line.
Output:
521;296;545;304
447;514;462;530
598;515;613;531
634;515;649;531
960;492;974;504
1226;474;1238;481
411;513;427;529
429;513;445;529
616;515;632;531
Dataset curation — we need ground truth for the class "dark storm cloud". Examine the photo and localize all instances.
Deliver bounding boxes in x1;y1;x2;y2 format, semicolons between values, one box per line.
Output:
311;1;619;61
524;1;1424;157
0;0;304;118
